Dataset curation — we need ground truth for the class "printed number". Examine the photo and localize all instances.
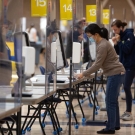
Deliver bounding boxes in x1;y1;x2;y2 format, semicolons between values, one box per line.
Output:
63;4;72;12
103;13;109;19
35;0;46;7
89;9;96;16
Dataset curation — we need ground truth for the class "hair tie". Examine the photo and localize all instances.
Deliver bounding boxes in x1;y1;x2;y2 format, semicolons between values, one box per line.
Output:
101;29;103;33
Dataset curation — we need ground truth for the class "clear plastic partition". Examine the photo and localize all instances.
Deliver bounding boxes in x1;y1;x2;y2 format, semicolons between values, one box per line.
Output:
0;0;23;108
72;0;90;73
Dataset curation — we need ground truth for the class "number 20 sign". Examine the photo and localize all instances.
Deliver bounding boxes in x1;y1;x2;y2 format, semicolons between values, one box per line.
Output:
60;0;72;20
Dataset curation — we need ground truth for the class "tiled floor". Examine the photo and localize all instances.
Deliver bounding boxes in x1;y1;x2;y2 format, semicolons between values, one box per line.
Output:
2;53;135;135
17;91;135;135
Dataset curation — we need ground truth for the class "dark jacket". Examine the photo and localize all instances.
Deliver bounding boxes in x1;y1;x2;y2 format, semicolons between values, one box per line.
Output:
114;29;135;70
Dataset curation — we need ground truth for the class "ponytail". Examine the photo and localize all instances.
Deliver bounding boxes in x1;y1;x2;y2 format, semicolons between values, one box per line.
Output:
122;22;127;28
100;27;109;40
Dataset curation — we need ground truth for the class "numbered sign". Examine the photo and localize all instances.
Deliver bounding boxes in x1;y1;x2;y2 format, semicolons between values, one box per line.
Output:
86;5;96;23
31;0;47;17
60;0;72;20
103;9;110;24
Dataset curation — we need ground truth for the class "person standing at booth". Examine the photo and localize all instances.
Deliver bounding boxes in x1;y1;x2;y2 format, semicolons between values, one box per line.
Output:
111;20;135;121
76;24;125;134
27;24;38;45
45;24;57;73
0;23;12;85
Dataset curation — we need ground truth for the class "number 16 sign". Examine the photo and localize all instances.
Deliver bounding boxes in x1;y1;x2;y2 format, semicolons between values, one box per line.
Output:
60;0;72;20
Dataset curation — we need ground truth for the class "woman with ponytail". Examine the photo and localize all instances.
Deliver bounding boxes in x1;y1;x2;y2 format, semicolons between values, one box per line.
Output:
76;23;125;134
111;20;135;121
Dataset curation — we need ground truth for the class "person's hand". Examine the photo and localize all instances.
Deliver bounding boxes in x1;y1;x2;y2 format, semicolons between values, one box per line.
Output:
112;37;117;45
76;73;83;80
115;34;120;42
78;34;83;42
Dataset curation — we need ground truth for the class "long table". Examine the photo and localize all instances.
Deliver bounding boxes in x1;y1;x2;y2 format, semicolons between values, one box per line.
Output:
0;102;22;135
1;71;102;135
25;71;102;89
0;103;22;120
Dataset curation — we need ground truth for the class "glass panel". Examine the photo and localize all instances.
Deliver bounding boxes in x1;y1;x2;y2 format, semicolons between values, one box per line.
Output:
0;0;23;108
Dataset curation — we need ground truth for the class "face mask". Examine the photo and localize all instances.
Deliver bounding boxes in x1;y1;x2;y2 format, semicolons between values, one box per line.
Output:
89;37;95;43
52;36;57;42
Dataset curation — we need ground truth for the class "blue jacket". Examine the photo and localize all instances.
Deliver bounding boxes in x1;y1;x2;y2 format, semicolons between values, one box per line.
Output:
114;29;135;70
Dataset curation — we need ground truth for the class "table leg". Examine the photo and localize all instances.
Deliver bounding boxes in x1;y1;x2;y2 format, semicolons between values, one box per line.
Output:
16;108;21;135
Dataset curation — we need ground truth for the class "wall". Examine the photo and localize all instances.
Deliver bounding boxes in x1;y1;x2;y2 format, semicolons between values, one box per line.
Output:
83;0;135;28
5;0;135;32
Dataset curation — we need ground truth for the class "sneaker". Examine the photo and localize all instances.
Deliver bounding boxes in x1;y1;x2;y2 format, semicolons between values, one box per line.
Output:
122;113;133;121
120;112;127;119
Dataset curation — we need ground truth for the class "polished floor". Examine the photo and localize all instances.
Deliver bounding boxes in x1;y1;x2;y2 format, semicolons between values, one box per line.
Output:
2;53;135;135
4;89;132;135
19;90;135;135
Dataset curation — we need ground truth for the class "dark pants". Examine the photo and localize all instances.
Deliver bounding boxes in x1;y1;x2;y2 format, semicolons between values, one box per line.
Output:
124;70;135;112
106;74;124;130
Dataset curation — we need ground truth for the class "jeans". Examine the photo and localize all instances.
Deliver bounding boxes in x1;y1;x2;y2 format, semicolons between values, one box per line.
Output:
124;70;135;112
106;74;124;130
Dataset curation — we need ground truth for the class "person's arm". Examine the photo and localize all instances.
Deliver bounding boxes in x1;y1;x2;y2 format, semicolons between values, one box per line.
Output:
82;44;107;77
117;33;134;54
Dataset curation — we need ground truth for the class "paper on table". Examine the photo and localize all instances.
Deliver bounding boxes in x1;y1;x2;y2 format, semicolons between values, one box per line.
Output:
30;77;38;82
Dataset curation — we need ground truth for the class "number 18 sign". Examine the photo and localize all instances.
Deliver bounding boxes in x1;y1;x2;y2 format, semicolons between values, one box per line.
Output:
60;0;72;20
31;0;47;17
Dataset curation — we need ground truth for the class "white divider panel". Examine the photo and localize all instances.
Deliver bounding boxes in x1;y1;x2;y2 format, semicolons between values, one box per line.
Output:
51;37;65;69
56;37;64;68
72;42;81;63
22;46;35;75
51;42;57;63
89;42;96;61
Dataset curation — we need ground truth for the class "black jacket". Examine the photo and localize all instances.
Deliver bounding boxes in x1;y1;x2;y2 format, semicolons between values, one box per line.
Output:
114;29;135;70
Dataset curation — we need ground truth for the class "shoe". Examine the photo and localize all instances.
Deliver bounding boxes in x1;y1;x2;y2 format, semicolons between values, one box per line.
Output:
122;113;133;121
115;127;120;130
97;129;115;134
120;112;127;119
100;107;107;111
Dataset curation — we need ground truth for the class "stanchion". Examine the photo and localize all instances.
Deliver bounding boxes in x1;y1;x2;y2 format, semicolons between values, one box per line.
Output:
86;71;106;125
92;71;97;121
68;58;73;135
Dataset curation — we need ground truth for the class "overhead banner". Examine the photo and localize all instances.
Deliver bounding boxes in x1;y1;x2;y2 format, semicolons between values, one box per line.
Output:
31;0;47;17
86;5;96;23
60;0;72;20
103;9;110;24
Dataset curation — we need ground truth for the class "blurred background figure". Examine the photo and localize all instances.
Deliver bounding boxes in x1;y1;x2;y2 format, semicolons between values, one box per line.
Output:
0;23;12;85
45;20;58;73
26;24;38;45
66;17;90;64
